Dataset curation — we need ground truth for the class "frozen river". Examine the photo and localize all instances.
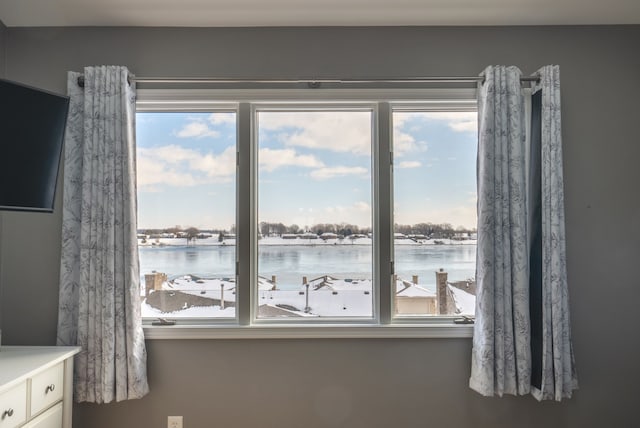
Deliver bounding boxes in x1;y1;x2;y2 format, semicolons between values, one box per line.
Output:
139;242;476;292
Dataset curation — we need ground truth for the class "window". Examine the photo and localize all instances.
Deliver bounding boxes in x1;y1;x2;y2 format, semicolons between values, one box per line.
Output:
256;109;373;319
392;110;477;317
136;89;477;336
137;111;237;320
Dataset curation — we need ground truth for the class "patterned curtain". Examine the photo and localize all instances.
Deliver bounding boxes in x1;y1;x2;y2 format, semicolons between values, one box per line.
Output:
469;65;531;397
529;65;578;400
469;65;578;401
57;66;149;403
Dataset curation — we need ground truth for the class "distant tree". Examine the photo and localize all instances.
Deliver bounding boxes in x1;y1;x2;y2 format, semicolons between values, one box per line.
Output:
185;227;199;244
259;222;269;237
311;223;337;235
395;223;412;235
286;224;301;234
139;228;160;236
338;223;355;237
275;223;287;236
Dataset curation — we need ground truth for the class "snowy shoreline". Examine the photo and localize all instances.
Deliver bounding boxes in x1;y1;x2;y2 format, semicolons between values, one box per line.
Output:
139;236;477;247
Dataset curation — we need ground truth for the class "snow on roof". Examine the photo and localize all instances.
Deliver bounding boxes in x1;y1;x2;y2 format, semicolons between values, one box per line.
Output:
142;273;473;319
396;284;436;297
141;300;235;318
258;289;372;317
305;276;371;291
448;284;475;315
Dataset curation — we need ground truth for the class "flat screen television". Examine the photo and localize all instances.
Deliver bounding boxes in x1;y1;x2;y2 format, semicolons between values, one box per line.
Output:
0;78;69;212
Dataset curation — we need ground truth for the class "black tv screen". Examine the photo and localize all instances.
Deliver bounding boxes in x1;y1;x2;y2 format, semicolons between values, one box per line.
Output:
0;78;69;212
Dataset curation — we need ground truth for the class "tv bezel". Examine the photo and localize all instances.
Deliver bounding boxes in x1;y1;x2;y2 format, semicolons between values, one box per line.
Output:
0;78;70;213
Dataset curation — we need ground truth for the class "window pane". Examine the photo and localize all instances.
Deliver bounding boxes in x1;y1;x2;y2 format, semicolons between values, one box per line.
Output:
393;111;477;317
137;112;237;319
257;110;373;319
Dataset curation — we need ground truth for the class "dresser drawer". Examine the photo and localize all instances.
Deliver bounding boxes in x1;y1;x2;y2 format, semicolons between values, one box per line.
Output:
23;402;62;428
0;381;27;428
30;363;63;417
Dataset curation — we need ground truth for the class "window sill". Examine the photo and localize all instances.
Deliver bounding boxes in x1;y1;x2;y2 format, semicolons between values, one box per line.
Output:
143;323;474;340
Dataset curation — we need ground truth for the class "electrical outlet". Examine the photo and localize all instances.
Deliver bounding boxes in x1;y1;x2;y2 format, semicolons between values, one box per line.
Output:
168;416;183;428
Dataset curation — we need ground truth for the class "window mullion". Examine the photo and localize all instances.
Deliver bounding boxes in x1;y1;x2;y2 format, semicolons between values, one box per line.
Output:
376;102;393;324
236;102;254;325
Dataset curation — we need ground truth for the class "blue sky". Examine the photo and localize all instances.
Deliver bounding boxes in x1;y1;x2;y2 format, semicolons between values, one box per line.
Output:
136;110;477;231
393;112;477;229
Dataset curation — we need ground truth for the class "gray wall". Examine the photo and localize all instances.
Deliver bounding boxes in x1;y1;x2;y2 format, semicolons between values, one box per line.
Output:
2;26;639;428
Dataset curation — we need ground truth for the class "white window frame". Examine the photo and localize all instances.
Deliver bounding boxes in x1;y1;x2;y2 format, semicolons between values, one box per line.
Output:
137;88;477;339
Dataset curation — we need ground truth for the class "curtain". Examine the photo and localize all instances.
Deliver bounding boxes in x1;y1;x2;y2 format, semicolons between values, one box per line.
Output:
470;65;578;401
470;65;531;397
529;65;578;400
57;66;149;403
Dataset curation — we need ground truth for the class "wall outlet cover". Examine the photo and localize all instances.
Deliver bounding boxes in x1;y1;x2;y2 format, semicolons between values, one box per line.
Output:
168;416;183;428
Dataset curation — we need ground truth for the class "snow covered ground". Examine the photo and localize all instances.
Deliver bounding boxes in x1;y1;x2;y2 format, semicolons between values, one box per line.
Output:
141;274;475;319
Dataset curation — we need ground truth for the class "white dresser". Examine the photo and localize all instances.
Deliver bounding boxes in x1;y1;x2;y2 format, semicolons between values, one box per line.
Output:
0;347;80;428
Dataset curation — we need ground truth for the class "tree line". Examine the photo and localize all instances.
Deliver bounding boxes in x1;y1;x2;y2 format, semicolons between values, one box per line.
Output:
394;222;475;239
140;222;476;240
259;221;475;238
259;222;372;237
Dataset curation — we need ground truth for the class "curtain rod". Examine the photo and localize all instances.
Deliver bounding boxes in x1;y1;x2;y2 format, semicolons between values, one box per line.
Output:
77;75;539;87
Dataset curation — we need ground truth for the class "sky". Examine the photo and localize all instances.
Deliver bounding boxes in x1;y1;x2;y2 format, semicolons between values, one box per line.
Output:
136;109;477;231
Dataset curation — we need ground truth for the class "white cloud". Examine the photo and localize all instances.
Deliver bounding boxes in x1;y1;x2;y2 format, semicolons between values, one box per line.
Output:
393;112;476;154
392;114;428;156
190;146;237;179
309;166;368;180
413;111;477;133
397;161;422;169
208;112;236;125
259;148;325;172
259;111;372;155
431;112;477;133
137;153;201;189
137;145;236;190
175;121;220;138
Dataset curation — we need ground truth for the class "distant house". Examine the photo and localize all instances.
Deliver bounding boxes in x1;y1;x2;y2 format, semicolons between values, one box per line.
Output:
320;232;339;240
395;278;438;315
408;234;428;240
394;274;477;315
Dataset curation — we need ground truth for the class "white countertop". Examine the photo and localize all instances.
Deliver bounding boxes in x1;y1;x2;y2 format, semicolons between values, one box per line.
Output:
0;346;80;393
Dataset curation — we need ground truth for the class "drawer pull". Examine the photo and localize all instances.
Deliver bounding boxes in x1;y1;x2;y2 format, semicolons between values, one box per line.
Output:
45;384;56;393
2;408;14;418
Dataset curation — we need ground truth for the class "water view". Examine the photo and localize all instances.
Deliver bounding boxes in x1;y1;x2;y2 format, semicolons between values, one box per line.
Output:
139;243;476;291
136;110;478;318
